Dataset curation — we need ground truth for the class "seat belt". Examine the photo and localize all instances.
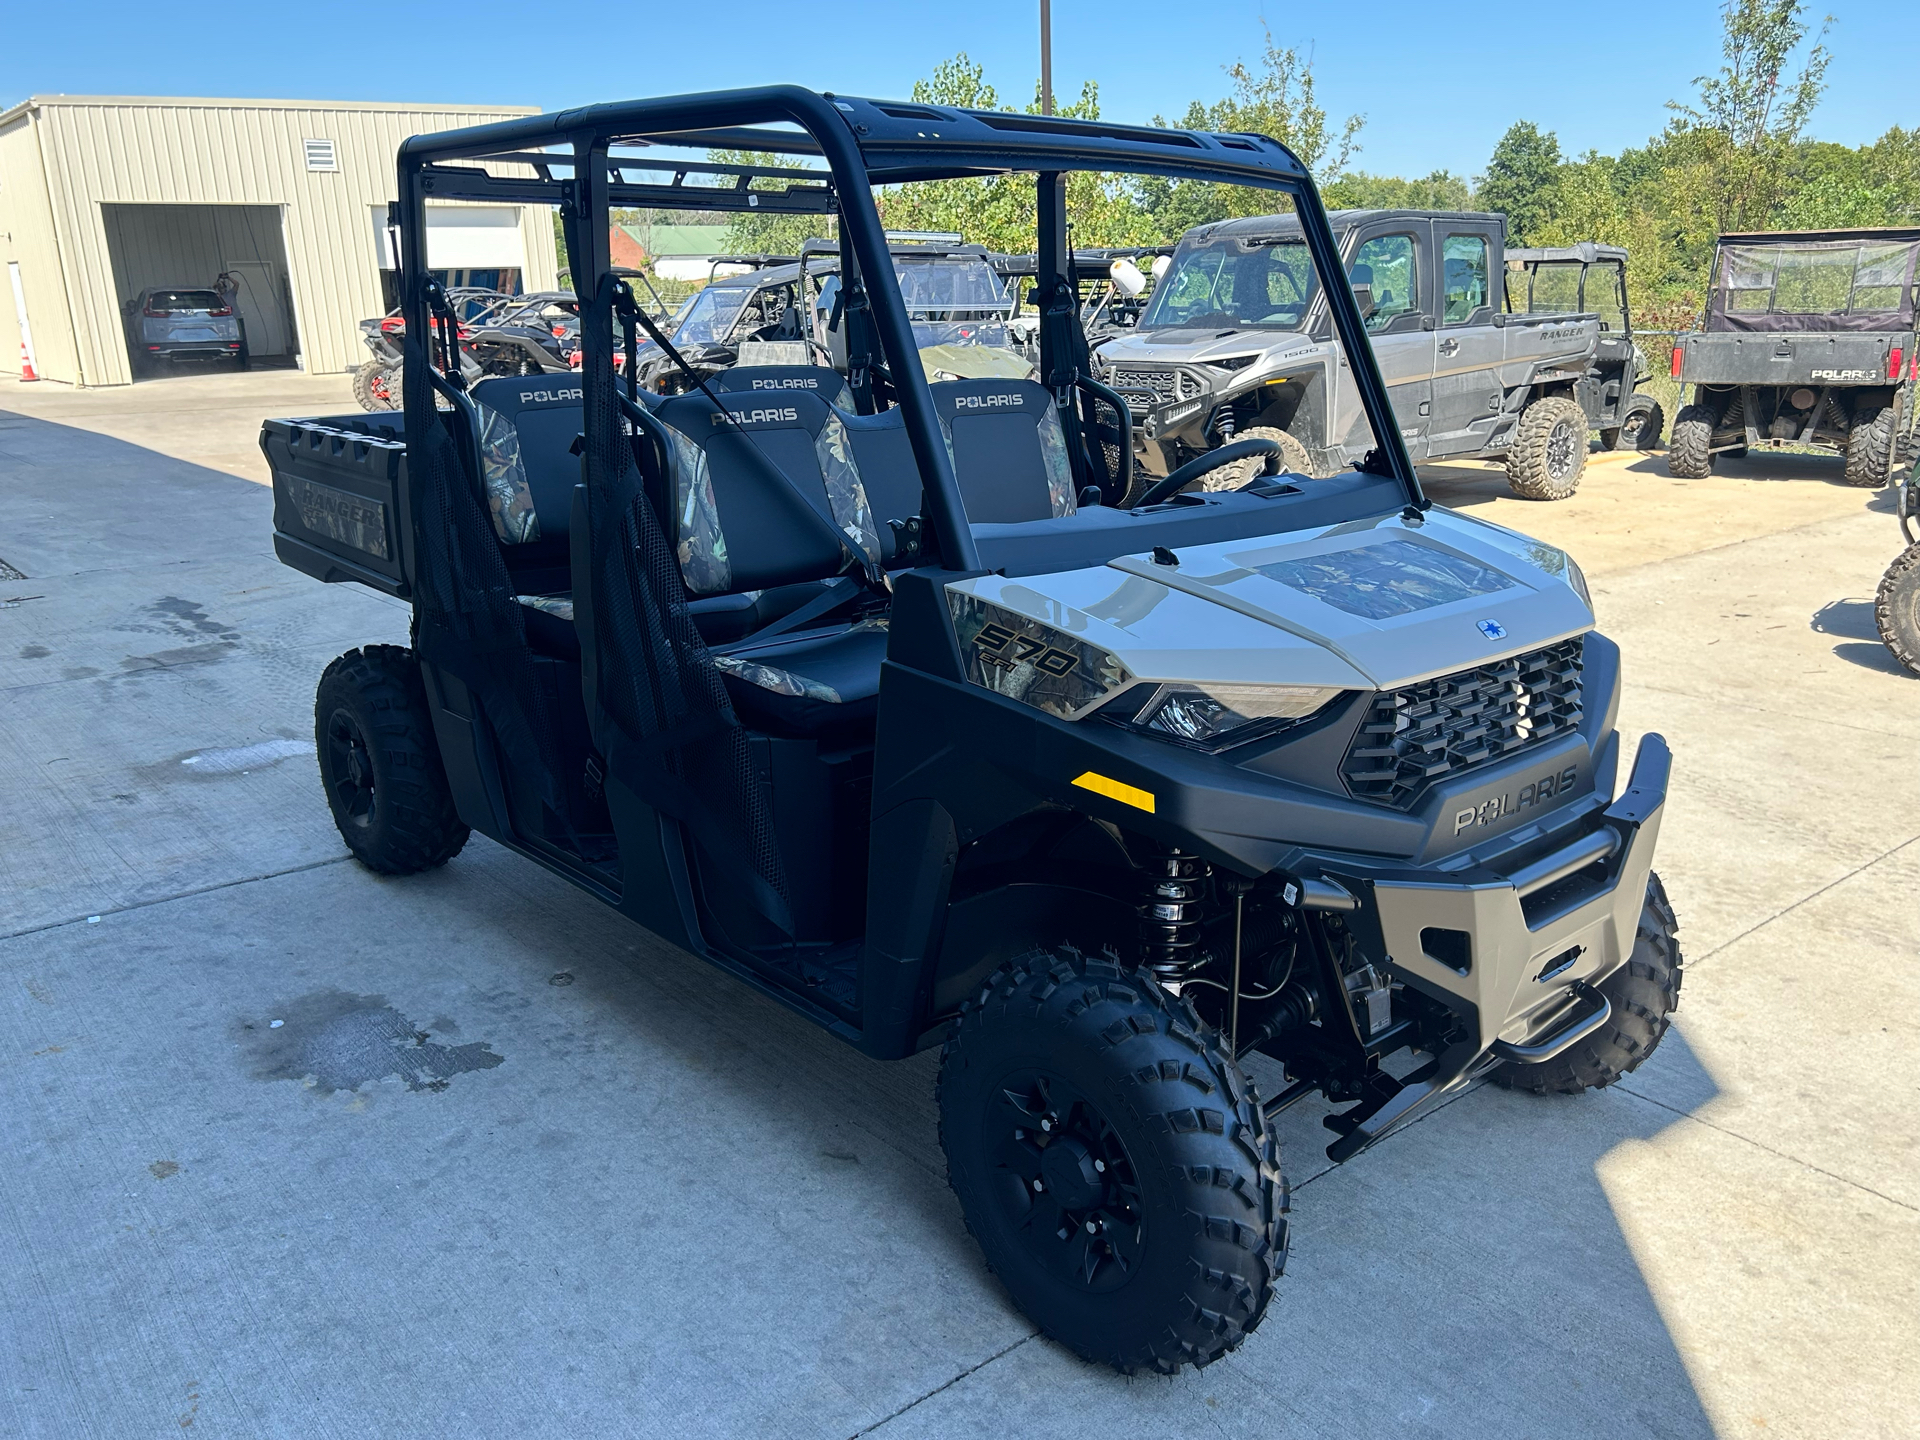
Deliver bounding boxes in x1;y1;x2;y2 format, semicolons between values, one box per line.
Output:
734;575;863;646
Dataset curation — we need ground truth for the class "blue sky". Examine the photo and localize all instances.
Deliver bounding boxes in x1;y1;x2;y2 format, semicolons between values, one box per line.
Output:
3;1;1908;181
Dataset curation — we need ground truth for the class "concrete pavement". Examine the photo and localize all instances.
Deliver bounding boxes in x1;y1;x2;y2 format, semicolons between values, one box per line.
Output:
1;376;1914;1437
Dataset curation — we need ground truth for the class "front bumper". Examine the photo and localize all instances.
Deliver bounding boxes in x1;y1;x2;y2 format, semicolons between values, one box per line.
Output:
1307;732;1670;1159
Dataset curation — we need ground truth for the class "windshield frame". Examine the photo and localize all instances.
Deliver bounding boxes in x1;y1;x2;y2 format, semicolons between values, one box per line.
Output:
396;90;1423;569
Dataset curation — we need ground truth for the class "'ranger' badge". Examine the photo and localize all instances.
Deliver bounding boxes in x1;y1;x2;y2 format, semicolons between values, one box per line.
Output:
1476;619;1508;641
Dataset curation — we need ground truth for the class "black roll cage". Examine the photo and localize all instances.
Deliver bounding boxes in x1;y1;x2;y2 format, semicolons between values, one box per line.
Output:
394;86;1426;569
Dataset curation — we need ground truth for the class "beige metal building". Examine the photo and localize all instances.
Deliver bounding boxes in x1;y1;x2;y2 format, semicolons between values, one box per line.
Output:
0;95;560;386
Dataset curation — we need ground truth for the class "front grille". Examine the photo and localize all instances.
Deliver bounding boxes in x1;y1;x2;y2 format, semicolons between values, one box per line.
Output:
1110;367;1201;412
1342;638;1585;810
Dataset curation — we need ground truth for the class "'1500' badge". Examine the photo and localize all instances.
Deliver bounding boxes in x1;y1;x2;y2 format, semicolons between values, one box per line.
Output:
1476;619;1507;641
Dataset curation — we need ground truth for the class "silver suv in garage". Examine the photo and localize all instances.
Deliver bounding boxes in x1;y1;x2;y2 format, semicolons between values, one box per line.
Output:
122;286;246;373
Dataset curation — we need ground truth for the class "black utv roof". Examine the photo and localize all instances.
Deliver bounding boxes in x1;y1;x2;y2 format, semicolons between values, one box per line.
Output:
1717;226;1920;246
1176;209;1506;243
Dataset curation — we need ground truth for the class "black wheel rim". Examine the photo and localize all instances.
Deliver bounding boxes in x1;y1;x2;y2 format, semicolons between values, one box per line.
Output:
1619;411;1645;447
986;1068;1146;1292
325;709;377;830
1546;418;1580;479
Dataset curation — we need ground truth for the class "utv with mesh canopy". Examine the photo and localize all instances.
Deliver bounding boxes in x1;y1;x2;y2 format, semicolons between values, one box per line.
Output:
263;88;1680;1375
1668;227;1920;483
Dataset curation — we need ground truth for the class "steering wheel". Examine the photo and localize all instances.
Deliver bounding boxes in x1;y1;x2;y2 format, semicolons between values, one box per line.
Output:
1136;436;1282;507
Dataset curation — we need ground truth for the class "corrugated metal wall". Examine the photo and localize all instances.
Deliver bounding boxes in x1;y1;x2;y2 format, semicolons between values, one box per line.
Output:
8;96;557;386
0;110;84;383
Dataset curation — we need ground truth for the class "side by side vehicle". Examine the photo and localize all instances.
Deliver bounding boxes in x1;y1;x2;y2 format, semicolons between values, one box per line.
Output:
1668;227;1919;484
1093;210;1623;501
263;90;1681;1375
1505;241;1662;452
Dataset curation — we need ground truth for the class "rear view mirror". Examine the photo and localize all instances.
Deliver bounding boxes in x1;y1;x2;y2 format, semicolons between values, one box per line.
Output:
1109;259;1147;298
1151;255;1172;282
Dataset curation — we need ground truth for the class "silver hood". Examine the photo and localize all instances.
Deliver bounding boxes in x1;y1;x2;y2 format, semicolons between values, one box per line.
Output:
948;507;1592;704
1096;326;1315;367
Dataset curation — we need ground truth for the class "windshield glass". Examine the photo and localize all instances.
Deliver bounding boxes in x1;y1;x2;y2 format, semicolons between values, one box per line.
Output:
148;290;223;313
1722;241;1919;314
1138;233;1317;330
672;284;752;345
894;258;1009;317
911;318;1013;349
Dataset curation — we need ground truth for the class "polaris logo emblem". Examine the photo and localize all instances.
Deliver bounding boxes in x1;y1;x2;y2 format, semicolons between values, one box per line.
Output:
1454;765;1580;836
1810;369;1874;381
750;377;819;389
954;393;1023;409
1477;619;1507;641
711;405;799;426
520;387;584;404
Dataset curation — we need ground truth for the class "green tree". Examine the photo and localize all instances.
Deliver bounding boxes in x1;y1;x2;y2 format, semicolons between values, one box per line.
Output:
1667;0;1833;232
1476;122;1563;244
1321;170;1473;212
1141;25;1365;233
712;151;837;256
875;54;1159;254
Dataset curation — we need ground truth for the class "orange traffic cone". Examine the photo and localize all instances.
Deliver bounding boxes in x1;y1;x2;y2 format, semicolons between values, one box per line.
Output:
17;341;38;382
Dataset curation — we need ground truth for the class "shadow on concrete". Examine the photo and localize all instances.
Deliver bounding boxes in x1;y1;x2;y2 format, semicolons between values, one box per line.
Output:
386;838;1722;1435
1811;595;1910;676
0;406;273;577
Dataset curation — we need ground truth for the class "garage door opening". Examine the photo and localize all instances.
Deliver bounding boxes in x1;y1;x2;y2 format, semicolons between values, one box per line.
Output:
374;203;529;312
103;203;300;380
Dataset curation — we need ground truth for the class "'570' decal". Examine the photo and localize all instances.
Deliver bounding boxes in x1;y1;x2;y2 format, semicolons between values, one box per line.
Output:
973;622;1082;676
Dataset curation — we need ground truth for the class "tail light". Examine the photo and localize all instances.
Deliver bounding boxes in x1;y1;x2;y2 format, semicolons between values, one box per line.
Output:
1670;344;1684;378
209;306;232;317
1889;347;1905;382
144;305;167;317
380;317;406;336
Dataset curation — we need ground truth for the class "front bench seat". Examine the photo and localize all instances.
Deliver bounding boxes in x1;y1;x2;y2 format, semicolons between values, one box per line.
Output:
708;364;855;413
926;378;1078;523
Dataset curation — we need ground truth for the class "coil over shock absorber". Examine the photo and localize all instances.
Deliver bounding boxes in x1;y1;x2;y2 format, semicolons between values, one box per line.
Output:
1140;847;1209;979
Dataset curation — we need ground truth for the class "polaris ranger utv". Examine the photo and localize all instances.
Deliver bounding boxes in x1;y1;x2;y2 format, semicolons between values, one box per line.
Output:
1505;242;1663;452
1092;210;1608;501
263;89;1680;1375
1668;227;1919;483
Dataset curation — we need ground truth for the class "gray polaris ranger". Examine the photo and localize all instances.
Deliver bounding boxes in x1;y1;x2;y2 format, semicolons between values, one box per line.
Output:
264;90;1681;1376
1094;209;1610;499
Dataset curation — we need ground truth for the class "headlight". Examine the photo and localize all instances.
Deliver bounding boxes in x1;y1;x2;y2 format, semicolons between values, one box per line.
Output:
1113;682;1341;753
1564;553;1591;606
947;592;1134;719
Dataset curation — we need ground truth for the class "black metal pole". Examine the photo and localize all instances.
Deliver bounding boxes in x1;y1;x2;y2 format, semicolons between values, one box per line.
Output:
1040;0;1053;116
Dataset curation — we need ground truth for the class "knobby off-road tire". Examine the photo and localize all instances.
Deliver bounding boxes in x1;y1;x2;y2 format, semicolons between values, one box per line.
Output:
1604;394;1664;452
1876;543;1920;677
353;358;400;412
1505;396;1590;499
1845;404;1902;487
315;646;469;874
1496;873;1682;1095
938;946;1286;1374
1666;404;1716;478
1205;425;1316;490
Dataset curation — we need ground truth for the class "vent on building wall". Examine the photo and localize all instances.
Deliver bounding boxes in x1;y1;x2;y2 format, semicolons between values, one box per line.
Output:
303;138;339;173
